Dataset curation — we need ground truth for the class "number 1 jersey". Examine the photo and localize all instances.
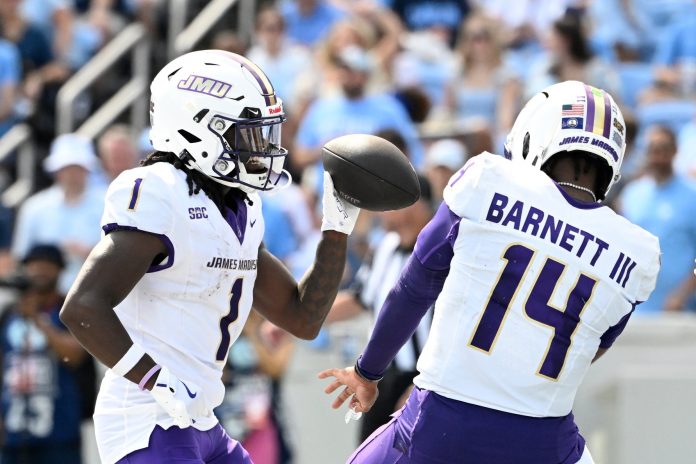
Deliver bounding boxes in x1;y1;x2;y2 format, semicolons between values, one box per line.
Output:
414;153;660;418
94;163;264;464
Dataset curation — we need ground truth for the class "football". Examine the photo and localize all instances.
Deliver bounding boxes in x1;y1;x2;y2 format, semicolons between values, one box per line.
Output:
321;134;420;211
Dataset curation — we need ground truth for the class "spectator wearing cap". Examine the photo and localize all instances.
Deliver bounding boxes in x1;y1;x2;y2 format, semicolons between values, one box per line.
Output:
326;174;435;442
293;45;424;173
619;125;696;312
0;244;91;463
425;138;467;204
12;134;105;293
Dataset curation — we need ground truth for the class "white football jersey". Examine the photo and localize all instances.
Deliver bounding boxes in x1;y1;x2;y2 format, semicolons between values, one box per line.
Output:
93;163;264;463
415;153;660;418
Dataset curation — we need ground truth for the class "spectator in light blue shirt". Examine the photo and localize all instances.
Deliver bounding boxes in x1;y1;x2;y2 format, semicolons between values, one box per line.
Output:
293;45;424;173
0;39;20;137
620;125;696;313
281;0;344;48
12;134;106;293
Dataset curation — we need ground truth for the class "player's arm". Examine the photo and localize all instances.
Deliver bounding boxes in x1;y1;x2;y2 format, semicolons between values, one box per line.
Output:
320;202;460;412
253;173;358;340
59;230;165;387
592;305;637;363
254;231;347;339
33;316;87;369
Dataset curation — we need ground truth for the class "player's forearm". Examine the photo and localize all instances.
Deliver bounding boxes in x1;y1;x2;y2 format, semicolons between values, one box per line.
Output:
295;230;348;338
34;318;87;368
60;296;157;386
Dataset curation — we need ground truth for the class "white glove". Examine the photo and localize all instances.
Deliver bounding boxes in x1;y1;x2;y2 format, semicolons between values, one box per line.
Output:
321;172;360;235
149;366;210;428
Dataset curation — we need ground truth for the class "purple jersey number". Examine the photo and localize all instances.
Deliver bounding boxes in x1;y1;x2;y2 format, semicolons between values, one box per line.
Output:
216;278;243;362
128;178;143;211
468;244;598;380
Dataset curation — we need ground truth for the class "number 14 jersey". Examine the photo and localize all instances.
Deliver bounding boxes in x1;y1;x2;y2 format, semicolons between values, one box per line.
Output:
414;153;660;418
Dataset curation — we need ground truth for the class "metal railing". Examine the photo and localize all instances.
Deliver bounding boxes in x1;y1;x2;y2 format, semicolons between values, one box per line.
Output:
0;124;35;207
173;0;243;56
56;23;150;138
167;0;190;60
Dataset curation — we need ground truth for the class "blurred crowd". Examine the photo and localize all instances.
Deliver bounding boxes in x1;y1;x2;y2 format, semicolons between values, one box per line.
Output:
0;0;694;463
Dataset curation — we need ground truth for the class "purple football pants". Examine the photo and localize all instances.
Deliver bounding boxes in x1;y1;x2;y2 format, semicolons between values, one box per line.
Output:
116;423;252;464
348;387;587;464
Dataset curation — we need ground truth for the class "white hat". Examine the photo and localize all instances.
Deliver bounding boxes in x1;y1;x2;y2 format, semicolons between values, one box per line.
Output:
426;139;467;170
44;134;97;173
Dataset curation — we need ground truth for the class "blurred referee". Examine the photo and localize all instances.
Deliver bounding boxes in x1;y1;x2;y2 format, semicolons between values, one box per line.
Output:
327;174;434;441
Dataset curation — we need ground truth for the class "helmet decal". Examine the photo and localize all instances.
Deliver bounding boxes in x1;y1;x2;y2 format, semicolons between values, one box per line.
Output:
583;84;612;138
177;75;232;99
212;51;278;106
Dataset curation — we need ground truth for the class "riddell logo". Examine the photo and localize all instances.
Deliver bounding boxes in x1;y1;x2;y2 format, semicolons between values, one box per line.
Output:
268;106;282;115
178;75;231;98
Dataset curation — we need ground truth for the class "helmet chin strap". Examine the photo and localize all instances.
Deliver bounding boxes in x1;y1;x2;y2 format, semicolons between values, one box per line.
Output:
557;181;597;203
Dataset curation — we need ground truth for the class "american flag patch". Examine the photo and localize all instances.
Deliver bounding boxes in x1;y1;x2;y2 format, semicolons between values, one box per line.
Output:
562;104;584;116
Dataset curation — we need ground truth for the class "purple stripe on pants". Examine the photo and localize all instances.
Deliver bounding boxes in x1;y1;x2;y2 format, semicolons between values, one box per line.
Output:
117;424;252;464
349;387;587;464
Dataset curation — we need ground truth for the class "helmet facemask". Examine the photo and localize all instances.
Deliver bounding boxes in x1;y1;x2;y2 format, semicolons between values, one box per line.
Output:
207;114;289;193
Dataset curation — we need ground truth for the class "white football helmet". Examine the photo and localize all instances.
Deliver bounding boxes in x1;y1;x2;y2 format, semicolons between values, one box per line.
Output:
149;50;290;193
504;80;626;200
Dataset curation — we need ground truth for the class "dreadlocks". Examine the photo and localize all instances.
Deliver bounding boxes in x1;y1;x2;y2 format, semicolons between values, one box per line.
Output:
141;151;229;212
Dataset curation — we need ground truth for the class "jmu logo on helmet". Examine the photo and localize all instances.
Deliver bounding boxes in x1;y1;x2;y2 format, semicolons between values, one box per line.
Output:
177;75;231;98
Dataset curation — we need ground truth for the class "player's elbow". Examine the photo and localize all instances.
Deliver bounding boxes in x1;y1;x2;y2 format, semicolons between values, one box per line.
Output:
59;294;92;333
59;299;80;331
291;321;322;341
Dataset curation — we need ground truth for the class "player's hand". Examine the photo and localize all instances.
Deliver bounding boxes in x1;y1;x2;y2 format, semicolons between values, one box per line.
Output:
149;366;210;428
318;366;378;414
321;172;360;235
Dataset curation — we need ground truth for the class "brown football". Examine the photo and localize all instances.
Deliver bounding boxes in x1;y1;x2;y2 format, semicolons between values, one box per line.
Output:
321;134;420;211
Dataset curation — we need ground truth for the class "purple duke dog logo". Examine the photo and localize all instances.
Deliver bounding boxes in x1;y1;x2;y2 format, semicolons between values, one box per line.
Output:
178;75;231;98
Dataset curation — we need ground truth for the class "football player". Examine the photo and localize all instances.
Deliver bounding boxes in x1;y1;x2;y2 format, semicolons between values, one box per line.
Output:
60;50;360;464
320;81;661;463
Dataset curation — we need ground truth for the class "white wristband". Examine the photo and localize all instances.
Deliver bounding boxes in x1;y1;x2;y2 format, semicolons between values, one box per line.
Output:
111;343;146;377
